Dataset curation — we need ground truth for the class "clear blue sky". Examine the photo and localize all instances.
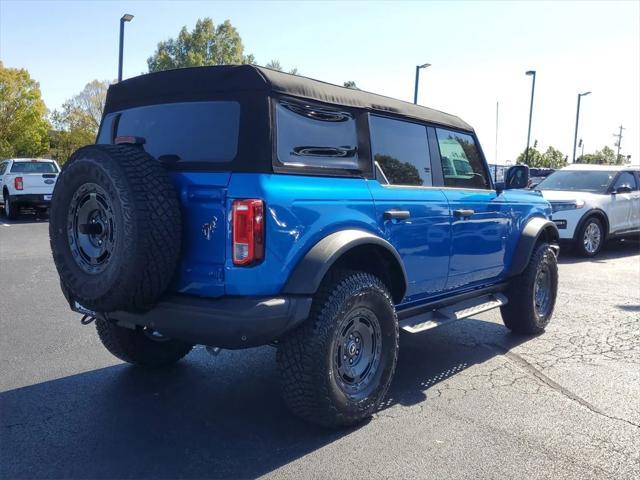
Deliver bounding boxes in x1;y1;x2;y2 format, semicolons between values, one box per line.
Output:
1;0;639;163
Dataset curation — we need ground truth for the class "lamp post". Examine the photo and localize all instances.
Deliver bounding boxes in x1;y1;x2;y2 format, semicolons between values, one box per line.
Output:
524;70;536;164
118;13;134;82
413;63;431;104
572;91;591;163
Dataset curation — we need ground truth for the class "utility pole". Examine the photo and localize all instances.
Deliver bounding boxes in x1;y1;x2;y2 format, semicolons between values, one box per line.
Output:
572;91;591;163
613;125;625;161
524;70;536;164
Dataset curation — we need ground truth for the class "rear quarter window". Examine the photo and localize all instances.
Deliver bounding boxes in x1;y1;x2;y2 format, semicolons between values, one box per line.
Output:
275;100;359;171
99;101;240;163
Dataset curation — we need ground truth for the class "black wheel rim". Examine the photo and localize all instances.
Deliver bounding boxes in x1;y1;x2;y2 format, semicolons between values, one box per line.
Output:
534;264;552;318
333;307;383;398
67;183;116;274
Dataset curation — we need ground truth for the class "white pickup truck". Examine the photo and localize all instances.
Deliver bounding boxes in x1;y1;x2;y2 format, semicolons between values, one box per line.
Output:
0;158;61;219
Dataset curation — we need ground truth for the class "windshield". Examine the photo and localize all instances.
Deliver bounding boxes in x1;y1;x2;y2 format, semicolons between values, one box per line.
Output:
535;170;616;193
10;162;59;174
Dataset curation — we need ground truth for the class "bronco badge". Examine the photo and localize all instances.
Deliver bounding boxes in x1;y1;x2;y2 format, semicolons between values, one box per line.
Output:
201;217;218;240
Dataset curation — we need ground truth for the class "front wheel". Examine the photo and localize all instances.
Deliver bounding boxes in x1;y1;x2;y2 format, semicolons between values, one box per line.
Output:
575;216;604;257
501;242;558;335
277;270;399;428
96;318;193;367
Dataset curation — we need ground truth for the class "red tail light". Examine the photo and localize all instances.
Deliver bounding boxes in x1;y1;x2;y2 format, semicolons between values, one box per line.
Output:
14;177;23;191
232;199;264;266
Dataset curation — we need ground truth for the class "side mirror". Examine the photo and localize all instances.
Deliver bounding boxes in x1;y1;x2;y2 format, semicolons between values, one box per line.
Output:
503;165;529;190
614;185;633;194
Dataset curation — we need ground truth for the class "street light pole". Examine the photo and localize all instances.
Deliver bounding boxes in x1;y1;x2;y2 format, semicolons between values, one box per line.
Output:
118;14;134;82
524;70;536;164
413;63;431;104
572;91;591;163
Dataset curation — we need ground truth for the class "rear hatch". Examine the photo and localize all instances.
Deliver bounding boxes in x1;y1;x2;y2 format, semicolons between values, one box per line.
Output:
9;161;59;195
97;100;242;298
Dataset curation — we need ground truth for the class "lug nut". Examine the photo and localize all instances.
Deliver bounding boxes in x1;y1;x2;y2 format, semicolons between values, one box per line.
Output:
349;359;353;364
355;337;360;343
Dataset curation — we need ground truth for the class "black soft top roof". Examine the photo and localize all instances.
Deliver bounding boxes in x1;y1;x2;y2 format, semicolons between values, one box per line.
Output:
105;65;473;132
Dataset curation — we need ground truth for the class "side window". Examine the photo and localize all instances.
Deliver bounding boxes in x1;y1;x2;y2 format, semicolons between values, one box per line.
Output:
0;162;6;175
613;172;638;191
436;128;490;189
369;115;431;186
275;101;359;170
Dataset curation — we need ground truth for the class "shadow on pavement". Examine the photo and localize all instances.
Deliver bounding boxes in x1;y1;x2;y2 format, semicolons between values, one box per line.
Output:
558;238;640;264
0;319;527;479
0;207;49;225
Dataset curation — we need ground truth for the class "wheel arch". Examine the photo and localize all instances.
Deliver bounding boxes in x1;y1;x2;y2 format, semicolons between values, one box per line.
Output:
506;217;559;277
282;230;408;304
573;209;610;241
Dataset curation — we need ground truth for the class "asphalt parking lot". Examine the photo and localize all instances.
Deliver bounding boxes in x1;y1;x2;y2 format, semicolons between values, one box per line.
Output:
1;214;639;479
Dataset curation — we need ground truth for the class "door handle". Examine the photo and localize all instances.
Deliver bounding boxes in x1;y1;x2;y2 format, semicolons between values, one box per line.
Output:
453;209;475;218
384;210;411;221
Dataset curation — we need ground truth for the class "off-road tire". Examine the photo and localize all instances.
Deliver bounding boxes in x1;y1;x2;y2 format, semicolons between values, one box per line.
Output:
501;242;558;335
96;318;193;367
277;270;399;428
575;216;604;257
49;144;181;312
3;192;18;220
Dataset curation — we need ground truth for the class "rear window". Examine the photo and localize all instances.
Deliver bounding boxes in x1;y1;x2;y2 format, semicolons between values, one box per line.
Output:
10;162;58;174
99;101;240;163
275;100;359;170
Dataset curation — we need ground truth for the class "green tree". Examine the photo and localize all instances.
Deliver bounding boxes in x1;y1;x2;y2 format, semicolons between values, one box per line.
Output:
265;59;299;75
516;146;567;168
343;80;359;89
577;146;627;165
49;80;109;163
540;146;567;168
0;62;50;158
516;147;543;167
147;18;254;72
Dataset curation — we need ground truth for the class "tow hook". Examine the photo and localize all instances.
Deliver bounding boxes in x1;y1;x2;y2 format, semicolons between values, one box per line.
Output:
80;314;96;325
206;346;222;357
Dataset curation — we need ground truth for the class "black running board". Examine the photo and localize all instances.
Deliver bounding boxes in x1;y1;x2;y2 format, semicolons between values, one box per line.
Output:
399;292;508;334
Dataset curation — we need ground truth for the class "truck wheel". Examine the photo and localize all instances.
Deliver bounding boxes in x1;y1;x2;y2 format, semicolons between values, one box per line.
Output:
3;192;18;220
501;242;558;335
575;216;604;257
96;318;193;367
277;270;399;428
49;145;181;313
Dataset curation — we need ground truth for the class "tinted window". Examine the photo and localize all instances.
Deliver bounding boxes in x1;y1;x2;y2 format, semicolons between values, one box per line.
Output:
276;101;358;170
536;170;616;193
369;115;431;186
613;172;638;190
105;101;240;162
10;162;58;173
436;129;489;189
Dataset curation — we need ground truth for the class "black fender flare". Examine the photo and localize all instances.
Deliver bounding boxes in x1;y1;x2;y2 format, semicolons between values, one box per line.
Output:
572;208;610;242
282;229;408;301
507;217;559;277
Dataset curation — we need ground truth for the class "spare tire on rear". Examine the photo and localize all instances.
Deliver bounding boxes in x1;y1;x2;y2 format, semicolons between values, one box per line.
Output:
49;144;182;313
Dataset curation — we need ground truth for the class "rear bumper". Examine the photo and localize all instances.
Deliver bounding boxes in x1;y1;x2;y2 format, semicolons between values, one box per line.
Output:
7;193;51;207
100;294;313;349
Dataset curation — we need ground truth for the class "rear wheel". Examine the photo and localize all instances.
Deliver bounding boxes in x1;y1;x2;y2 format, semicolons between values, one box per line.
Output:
96;318;193;367
3;192;18;220
277;270;399;427
575;216;604;257
501;242;558;335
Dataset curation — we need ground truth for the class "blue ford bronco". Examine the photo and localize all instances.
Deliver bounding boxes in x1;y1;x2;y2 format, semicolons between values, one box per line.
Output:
49;65;559;427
